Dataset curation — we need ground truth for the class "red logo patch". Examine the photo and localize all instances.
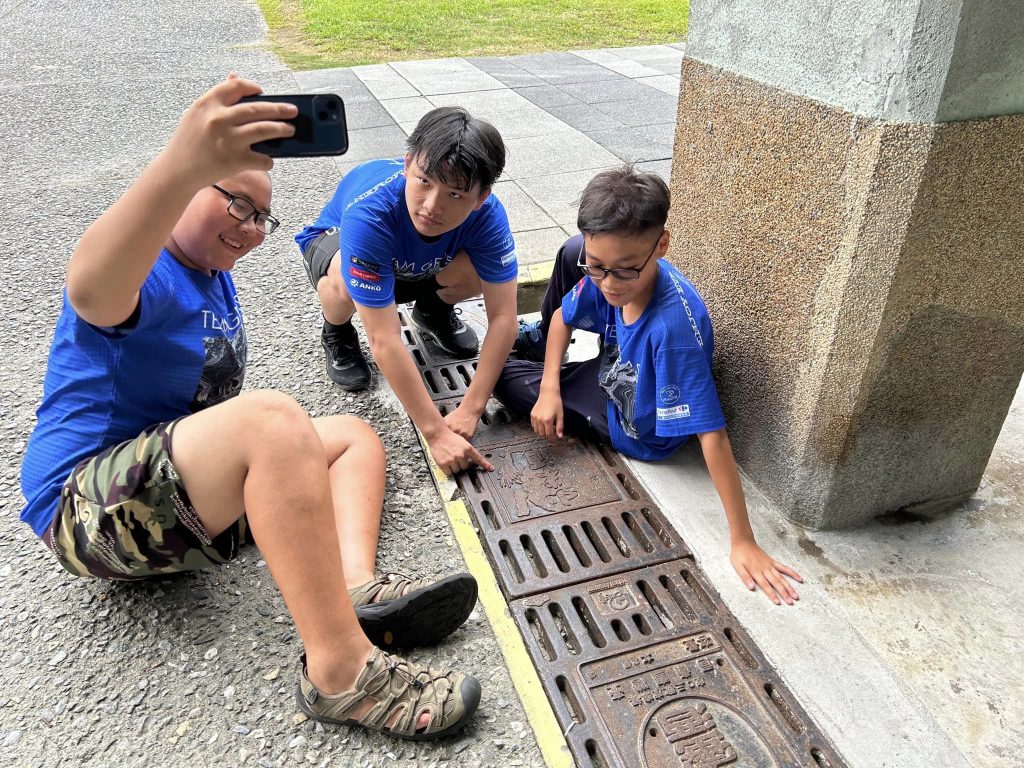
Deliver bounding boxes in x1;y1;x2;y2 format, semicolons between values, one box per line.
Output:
349;267;380;282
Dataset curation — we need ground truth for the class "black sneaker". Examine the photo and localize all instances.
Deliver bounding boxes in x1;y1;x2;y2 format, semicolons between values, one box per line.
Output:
321;321;371;391
411;302;479;358
512;319;546;361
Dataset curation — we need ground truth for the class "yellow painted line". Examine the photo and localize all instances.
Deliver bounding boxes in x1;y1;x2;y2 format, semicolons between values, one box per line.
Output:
446;497;574;768
526;260;557;284
414;426;573;768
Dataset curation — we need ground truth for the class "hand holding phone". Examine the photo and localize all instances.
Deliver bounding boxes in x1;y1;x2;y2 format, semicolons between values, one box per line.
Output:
239;94;349;157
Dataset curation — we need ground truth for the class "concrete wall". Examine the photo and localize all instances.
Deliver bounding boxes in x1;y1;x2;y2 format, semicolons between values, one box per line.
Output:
667;53;1024;527
686;0;1024;123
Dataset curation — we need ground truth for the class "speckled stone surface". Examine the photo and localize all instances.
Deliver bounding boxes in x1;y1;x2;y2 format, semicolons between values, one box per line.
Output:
666;58;1024;529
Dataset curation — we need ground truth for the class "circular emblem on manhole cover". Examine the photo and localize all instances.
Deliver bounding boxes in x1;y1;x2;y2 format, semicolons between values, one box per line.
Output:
640;697;778;768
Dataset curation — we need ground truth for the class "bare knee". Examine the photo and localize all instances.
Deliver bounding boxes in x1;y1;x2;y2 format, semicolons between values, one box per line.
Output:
316;259;356;320
316;414;385;462
237;390;322;458
437;251;482;303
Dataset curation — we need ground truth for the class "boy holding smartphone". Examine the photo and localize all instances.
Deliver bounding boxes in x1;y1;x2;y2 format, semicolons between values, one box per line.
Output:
296;108;518;475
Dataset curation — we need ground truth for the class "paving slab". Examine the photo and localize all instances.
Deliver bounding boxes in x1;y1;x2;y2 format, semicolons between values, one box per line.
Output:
587;123;675;163
391;57;505;95
503;52;631;85
511;227;573;267
515;84;586;109
351;63;420;99
503;132;621;179
379;95;436;124
340;124;410;164
516;169;616;232
591;94;679;126
341;98;396;130
466;56;548;88
574;49;666;78
635;74;682;96
492;181;560;233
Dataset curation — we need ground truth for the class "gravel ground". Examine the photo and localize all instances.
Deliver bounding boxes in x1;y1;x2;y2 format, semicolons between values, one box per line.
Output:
0;1;545;766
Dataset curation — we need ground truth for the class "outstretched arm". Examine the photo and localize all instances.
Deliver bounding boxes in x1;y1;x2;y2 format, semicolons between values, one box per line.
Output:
360;302;494;475
66;77;296;327
698;428;804;605
445;277;518;440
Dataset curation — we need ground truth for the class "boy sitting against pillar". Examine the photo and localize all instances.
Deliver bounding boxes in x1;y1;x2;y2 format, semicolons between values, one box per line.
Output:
494;166;802;606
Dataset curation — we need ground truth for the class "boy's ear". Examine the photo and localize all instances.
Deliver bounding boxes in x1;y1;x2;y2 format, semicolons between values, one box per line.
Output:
656;228;671;257
473;186;492;211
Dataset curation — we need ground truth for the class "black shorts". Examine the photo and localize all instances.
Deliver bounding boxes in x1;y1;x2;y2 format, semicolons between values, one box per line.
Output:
302;229;439;306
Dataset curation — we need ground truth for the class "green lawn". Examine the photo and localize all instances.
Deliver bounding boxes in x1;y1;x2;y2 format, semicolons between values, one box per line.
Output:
258;0;688;70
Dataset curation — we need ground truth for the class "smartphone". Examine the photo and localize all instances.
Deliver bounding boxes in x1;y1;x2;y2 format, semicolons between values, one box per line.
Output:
239;94;348;157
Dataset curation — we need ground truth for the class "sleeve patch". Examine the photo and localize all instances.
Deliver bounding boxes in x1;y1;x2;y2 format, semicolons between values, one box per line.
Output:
657;404;691;420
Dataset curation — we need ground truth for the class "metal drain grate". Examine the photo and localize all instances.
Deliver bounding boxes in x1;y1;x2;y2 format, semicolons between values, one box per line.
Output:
510;559;845;768
397;301;489;369
400;306;848;768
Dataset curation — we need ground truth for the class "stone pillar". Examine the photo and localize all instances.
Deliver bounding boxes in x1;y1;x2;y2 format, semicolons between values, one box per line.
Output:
667;0;1024;528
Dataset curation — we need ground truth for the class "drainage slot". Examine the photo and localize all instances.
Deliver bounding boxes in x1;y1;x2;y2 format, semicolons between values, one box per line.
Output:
440;367;457;392
467;469;484;493
601;516;632;558
524;608;554;662
520;534;548;578
765;683;803;734
596;444;617;467
520;536;552;577
480;410;492;425
580;520;611;563
616;472;640;500
641;507;674;547
659;574;697;622
610;618;631;642
424;369;440;394
621;510;654;553
571;596;606;649
412;348;426;367
585;739;609;768
456;364;472;386
403;329;415;345
637;579;674;629
681;568;716;616
556;675;585;725
723;626;759;670
631;613;653;636
542;530;571;573
548;603;581;655
563;525;592;568
481;500;501;531
810;748;834;767
499;540;525;584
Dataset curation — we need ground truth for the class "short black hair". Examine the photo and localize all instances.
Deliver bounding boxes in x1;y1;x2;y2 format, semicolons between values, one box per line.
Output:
577;165;670;237
406;107;506;193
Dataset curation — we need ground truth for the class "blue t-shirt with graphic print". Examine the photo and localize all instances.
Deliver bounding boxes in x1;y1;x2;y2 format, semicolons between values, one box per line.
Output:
19;249;247;536
294;158;517;308
561;257;726;460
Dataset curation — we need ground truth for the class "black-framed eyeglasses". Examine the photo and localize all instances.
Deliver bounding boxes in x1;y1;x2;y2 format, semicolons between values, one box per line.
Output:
211;185;280;235
576;230;663;281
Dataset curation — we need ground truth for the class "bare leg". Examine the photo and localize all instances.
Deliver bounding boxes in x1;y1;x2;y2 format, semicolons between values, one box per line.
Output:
170;391;428;727
317;253;356;325
312;414;385;590
435;249;482;304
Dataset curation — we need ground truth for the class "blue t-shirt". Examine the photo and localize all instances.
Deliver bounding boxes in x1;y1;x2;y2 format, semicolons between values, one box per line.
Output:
295;158;517;308
20;249;247;536
561;254;726;460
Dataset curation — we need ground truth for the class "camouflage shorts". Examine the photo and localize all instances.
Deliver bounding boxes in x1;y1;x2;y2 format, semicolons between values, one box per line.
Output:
43;419;250;580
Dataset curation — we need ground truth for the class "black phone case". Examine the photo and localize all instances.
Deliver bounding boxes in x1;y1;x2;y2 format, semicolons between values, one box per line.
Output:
239;94;349;157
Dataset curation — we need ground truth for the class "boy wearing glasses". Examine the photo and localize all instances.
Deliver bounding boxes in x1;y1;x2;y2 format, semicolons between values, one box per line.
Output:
494;166;803;606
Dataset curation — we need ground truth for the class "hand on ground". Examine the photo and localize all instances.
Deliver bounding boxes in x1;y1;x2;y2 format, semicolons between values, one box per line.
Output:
443;403;481;441
730;539;803;606
531;391;564;442
428;425;493;476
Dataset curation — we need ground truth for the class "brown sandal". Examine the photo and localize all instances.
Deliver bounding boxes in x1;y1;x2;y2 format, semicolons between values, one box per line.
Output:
295;648;481;740
349;572;478;648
